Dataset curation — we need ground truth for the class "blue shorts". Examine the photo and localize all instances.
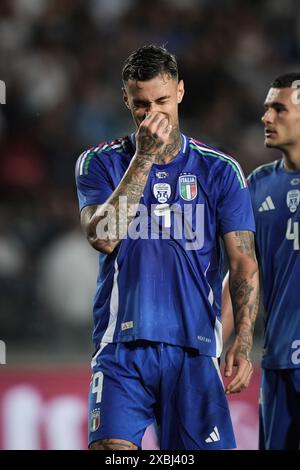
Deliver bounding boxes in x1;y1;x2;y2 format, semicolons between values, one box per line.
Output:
88;341;236;450
259;368;300;449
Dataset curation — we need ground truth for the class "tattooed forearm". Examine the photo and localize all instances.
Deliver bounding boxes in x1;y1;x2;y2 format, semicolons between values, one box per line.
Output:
234;231;257;261
226;230;260;360
230;275;256;355
230;271;259;358
229;274;259;360
231;277;254;323
85;156;153;251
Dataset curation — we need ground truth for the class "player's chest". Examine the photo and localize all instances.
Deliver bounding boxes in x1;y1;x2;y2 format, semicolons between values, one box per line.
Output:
254;179;300;222
140;170;212;209
254;179;300;250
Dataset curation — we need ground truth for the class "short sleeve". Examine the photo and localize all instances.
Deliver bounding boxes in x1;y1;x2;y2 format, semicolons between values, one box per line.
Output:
75;149;114;211
217;163;255;236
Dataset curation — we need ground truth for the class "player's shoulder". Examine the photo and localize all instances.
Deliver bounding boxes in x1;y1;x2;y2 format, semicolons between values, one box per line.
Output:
189;137;239;167
247;160;280;185
75;137;130;177
78;137;129;161
188;137;247;186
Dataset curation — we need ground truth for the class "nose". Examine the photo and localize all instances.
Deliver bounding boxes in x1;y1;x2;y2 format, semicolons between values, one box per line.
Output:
143;102;160;121
147;102;160;113
261;108;273;125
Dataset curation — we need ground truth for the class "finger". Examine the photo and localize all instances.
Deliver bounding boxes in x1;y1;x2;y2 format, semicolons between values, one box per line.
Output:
224;353;234;377
244;367;254;388
225;361;253;394
149;114;168;132
155;116;167;129
143;112;151;122
141;112;161;127
156;118;170;136
149;116;170;140
138;113;164;137
229;364;250;392
243;361;254;386
226;375;246;394
225;360;249;391
162;124;172;135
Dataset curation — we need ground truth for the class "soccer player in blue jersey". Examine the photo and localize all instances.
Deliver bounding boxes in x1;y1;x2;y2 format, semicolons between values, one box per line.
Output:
75;45;259;450
223;73;300;449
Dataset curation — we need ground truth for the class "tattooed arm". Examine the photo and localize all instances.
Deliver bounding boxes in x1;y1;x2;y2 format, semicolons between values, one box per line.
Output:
222;230;260;394
81;112;175;254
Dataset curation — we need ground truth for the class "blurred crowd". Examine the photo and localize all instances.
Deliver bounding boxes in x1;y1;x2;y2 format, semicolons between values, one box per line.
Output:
0;0;299;359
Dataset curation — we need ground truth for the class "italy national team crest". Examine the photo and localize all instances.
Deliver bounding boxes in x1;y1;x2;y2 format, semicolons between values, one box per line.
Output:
153;183;171;203
286;189;300;213
179;175;197;201
90;409;100;432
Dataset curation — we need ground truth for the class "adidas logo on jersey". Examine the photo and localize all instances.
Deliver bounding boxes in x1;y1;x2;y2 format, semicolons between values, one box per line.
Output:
258;196;275;212
205;426;220;443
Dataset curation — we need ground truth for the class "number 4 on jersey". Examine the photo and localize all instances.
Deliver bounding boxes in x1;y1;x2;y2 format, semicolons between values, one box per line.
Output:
286;218;299;250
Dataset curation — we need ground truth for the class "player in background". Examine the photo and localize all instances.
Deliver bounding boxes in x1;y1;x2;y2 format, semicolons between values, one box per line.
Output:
222;73;300;449
75;45;259;450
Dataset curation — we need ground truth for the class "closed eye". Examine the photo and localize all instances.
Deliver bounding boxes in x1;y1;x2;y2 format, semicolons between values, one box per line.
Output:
133;101;148;108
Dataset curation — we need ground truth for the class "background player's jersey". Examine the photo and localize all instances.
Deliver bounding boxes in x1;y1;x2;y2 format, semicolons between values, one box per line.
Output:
75;134;255;356
248;160;300;369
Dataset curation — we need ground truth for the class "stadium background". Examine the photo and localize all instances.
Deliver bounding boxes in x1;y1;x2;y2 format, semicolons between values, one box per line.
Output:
0;0;298;449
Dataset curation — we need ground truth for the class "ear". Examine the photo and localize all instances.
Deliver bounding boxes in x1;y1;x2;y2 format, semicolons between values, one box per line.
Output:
177;79;185;104
122;87;131;109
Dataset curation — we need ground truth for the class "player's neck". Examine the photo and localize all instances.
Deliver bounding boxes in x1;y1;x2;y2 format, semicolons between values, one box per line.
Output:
282;149;300;171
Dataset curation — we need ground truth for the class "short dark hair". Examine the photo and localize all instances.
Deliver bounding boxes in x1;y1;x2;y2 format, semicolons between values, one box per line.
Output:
122;45;178;83
271;73;300;88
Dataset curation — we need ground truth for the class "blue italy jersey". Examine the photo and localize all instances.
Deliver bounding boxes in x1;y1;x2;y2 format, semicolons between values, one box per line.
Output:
75;134;255;356
248;160;300;369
